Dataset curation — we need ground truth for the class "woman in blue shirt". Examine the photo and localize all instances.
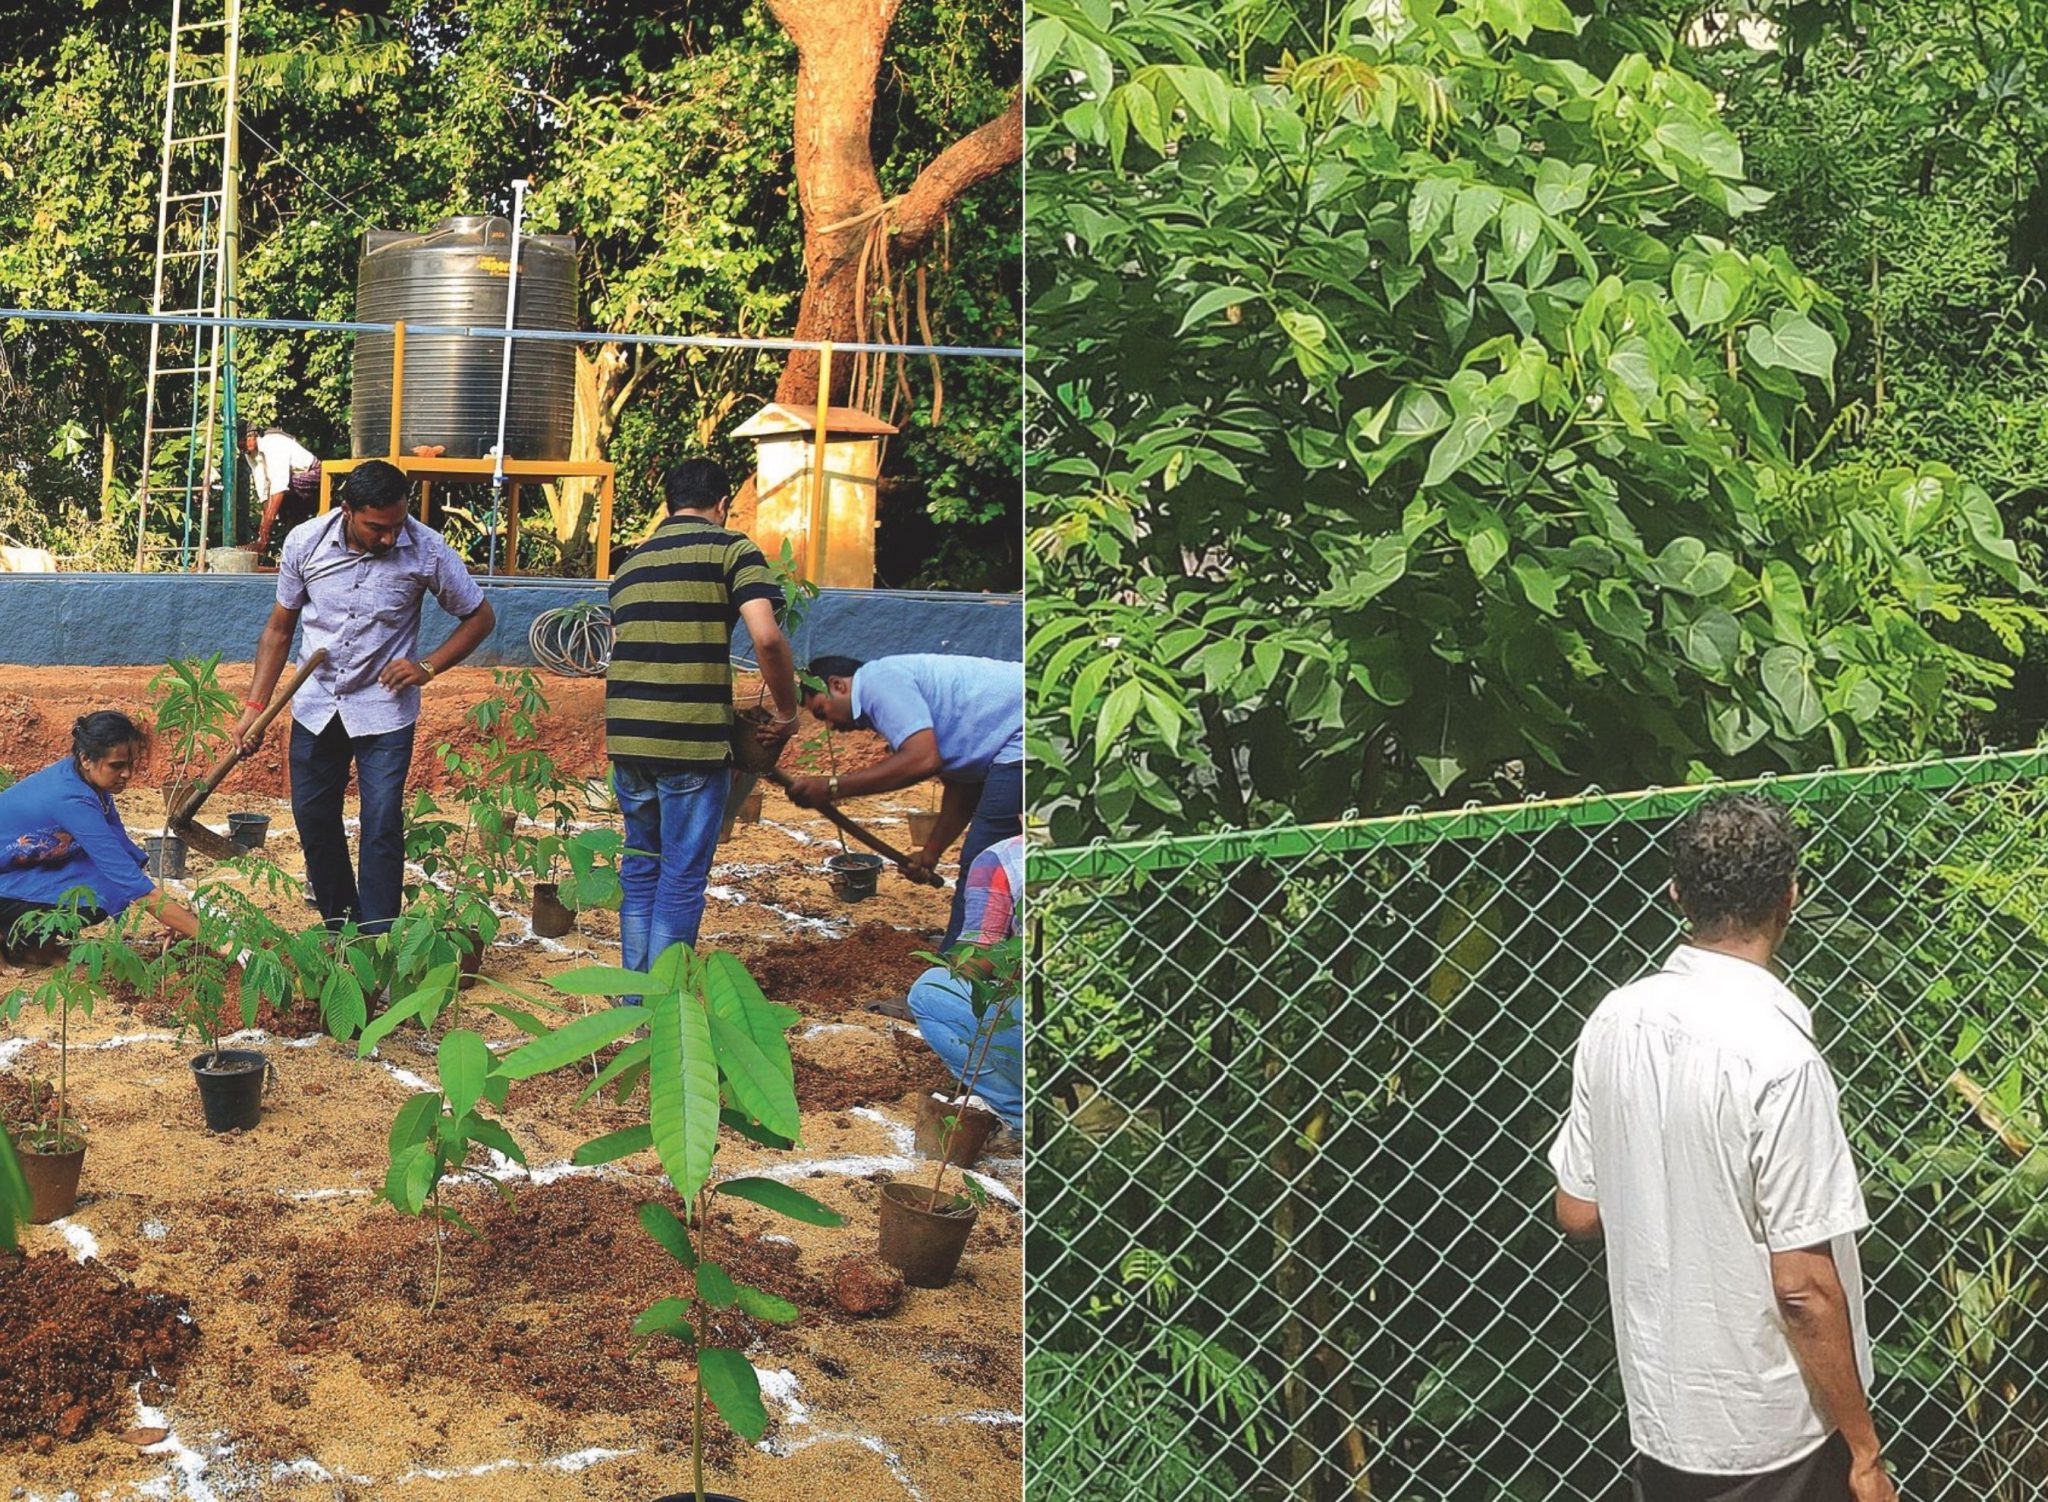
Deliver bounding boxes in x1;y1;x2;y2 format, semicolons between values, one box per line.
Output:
0;711;211;955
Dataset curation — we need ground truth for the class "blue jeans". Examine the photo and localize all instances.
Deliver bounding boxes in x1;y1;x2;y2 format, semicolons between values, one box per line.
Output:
290;717;415;935
942;759;1024;952
614;759;731;986
907;965;1022;1129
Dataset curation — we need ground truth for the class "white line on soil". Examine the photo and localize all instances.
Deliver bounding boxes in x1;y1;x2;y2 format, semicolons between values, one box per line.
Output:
937;1410;1025;1427
51;1218;99;1261
368;1056;435;1093
277;1187;371;1202
129;1384;221;1502
0;1036;33;1066
760;1432;925;1501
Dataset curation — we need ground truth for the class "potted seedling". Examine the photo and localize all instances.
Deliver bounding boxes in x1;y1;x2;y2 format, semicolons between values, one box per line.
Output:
881;935;1021;1288
0;893;149;1220
169;922;268;1132
910;939;1021;1169
730;542;817;776
198;857;371;1042
492;942;843;1500
147;653;240;875
532;827;623;939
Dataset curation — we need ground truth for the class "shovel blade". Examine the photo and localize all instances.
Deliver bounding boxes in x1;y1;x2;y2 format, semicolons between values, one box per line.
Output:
171;820;244;863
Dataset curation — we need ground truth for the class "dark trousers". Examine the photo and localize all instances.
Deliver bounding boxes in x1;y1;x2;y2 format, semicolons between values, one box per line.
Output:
1632;1433;1851;1502
290;716;415;935
0;896;108;954
941;758;1023;952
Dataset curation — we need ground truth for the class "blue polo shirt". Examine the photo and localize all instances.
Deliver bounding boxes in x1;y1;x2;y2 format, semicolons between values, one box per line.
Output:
850;655;1024;781
0;758;156;915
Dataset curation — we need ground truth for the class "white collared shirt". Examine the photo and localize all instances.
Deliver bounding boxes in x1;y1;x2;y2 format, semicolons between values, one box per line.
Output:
249;430;317;499
1549;944;1872;1474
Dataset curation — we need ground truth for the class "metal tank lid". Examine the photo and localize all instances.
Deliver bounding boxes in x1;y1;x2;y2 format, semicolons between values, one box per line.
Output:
362;215;575;257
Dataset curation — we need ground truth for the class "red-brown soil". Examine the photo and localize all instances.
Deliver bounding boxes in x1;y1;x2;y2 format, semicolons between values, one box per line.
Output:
0;665;890;800
795;1029;955;1113
0;1253;197;1445
734;923;939;1020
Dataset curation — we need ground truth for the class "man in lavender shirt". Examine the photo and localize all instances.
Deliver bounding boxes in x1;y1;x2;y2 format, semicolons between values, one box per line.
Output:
233;461;496;934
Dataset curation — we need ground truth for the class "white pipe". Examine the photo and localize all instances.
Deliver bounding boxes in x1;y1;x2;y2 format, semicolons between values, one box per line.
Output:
488;177;530;572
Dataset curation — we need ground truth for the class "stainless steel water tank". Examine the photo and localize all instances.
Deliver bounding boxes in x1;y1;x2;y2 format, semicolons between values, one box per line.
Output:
351;215;578;461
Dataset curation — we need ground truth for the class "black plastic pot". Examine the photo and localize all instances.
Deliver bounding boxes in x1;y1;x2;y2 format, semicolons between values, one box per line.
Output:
145;835;188;880
20;1139;86;1223
227;813;271;850
457;926;485;991
190;1049;268;1131
531;883;574;939
826;852;884;901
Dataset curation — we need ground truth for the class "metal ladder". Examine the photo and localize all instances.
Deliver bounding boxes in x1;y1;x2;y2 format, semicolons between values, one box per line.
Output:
134;0;242;572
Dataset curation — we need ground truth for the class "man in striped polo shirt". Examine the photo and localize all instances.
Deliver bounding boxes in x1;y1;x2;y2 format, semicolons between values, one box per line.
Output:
606;460;798;974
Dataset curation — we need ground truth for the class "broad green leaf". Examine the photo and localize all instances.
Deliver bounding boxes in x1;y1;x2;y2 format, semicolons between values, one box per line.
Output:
1744;310;1836;391
465;1115;525;1166
1177;285;1259;335
1890;475;1945;543
631;1297;696;1343
1533;159;1593;216
1415;755;1465;796
735;1284;802;1326
1314;535;1408;609
1422;392;1517;488
573;1123;654;1165
1452;184;1503;244
1649;537;1737;597
1583;580;1649;647
1276;307;1338;380
698;1348;770;1443
1676;607;1742;676
548;964;655;998
1511;557;1565;616
708;1012;804;1143
1708;701;1770;755
1494;201;1541;282
1760;560;1809;647
1464;523;1508;580
387;1091;440;1156
637;1200;698;1268
1407;176;1457;256
1021;15;1068;89
1671;248;1750;331
648;988;720;1203
695;1259;740;1308
1761;646;1826;736
358;964;453;1056
1957;483;2028;587
716;1177;847;1228
492;1007;649;1079
0;1128;30;1254
719;1107;796;1151
438;1029;490;1122
1096;679;1143;758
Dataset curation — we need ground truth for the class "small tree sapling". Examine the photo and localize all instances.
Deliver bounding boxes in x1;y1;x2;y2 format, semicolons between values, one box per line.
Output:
492;943;842;1498
917;935;1022;1204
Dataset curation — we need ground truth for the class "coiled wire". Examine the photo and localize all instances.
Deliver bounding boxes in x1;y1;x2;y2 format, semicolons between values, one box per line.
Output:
529;602;615;677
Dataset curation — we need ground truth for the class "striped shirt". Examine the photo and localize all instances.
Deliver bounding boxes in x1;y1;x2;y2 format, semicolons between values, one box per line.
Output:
605;515;781;769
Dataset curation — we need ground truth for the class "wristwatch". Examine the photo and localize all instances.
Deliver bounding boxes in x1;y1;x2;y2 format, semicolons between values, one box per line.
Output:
419;659;438;680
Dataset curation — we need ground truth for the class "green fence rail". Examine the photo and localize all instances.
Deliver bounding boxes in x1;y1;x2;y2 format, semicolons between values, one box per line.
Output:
1025;751;2048;1501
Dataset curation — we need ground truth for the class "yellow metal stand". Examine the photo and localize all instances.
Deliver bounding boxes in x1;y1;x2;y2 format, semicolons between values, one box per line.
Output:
319;456;618;579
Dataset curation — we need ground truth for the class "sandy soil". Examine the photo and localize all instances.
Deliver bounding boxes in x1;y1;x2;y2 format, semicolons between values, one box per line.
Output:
0;683;1016;1502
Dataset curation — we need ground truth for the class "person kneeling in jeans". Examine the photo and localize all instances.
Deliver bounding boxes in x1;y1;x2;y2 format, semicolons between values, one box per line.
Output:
904;834;1023;1130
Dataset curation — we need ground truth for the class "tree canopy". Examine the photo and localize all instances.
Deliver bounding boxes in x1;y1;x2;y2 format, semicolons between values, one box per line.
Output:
0;0;1020;584
1027;0;2048;844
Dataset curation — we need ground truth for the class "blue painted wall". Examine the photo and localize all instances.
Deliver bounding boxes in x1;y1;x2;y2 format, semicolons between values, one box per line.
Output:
0;575;1022;669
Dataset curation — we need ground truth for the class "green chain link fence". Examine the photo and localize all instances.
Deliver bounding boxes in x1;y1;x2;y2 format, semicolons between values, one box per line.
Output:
1026;751;2048;1502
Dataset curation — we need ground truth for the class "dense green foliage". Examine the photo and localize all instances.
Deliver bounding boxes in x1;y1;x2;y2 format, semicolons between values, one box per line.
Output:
1027;0;2047;844
0;0;1019;582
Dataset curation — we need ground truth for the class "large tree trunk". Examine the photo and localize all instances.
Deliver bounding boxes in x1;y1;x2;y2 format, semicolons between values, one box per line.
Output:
734;0;1021;535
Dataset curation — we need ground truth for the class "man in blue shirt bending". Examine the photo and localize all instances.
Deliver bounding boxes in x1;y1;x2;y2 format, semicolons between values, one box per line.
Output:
791;653;1022;951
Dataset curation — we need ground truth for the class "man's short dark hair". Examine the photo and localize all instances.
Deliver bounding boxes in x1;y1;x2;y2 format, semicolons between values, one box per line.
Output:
807;656;864;684
1670;793;1803;936
663;459;730;514
339;459;409;512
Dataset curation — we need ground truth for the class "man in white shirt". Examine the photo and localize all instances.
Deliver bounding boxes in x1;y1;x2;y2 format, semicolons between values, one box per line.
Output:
243;424;322;559
1550;793;1897;1502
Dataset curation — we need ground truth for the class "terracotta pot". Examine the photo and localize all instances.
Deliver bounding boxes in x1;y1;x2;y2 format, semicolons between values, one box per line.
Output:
738;788;764;823
877;1180;978;1288
914;1092;1000;1168
19;1138;86;1223
531;883;574;939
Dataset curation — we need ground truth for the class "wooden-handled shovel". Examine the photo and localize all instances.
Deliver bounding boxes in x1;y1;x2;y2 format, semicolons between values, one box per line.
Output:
761;768;946;886
164;649;328;860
